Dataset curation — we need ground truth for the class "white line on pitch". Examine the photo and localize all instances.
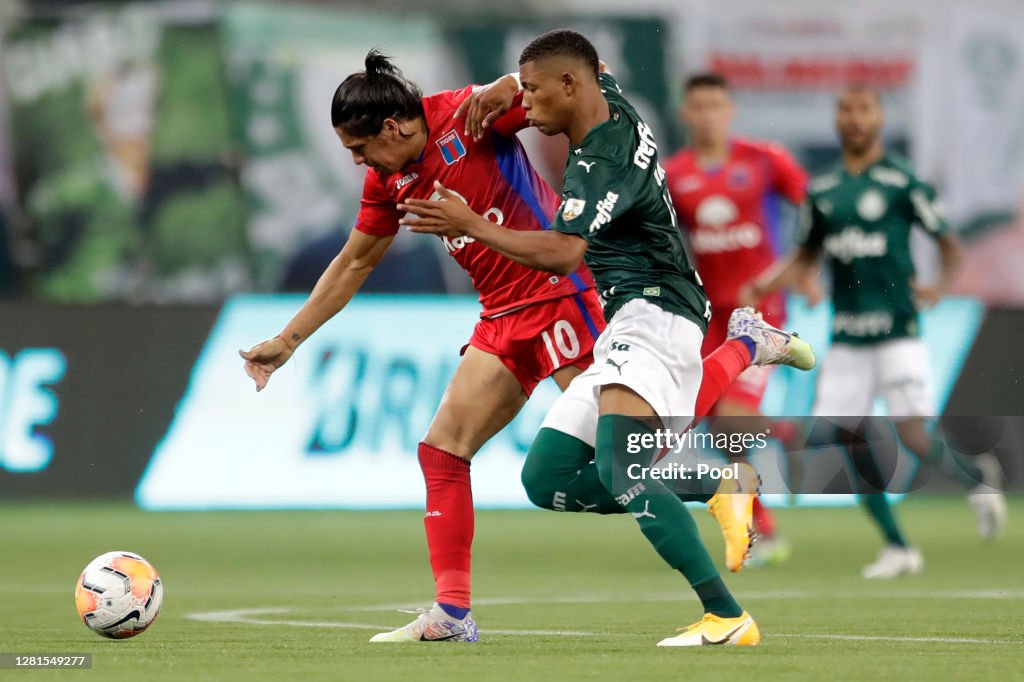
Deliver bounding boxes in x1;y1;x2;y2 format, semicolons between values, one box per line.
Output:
773;633;1020;646
187;608;595;637
186;607;1021;645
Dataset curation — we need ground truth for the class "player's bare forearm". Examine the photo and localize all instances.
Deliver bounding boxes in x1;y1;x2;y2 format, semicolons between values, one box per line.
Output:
746;247;819;302
279;231;394;348
399;181;585;274
463;217;587;276
936;233;962;295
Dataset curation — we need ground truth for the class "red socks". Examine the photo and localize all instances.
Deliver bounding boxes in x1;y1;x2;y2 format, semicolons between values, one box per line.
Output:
418;442;473;609
694;340;752;419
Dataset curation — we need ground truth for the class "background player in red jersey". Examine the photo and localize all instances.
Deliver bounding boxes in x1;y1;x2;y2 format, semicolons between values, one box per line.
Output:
665;73;810;566
239;51;768;643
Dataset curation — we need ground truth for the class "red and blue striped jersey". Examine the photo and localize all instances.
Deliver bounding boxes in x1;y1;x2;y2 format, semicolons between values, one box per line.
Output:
355;86;596;319
665;137;807;314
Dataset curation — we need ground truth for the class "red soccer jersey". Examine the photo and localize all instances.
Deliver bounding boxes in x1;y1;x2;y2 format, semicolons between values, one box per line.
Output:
665;137;808;315
355;86;595;319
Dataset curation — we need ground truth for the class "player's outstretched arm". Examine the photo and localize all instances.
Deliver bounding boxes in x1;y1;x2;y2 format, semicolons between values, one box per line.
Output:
911;232;962;309
239;229;394;391
400;181;587;275
739;246;820;308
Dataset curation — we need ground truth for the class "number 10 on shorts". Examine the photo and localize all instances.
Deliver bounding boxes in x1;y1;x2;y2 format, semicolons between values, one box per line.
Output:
541;320;581;369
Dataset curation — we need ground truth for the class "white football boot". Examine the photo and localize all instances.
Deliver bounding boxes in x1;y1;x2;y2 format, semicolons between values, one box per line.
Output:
861;545;924;579
369;603;479;643
967;452;1008;541
727;306;816;370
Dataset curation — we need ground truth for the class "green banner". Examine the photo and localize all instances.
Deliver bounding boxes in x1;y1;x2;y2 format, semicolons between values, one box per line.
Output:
4;4;247;302
219;4;451;292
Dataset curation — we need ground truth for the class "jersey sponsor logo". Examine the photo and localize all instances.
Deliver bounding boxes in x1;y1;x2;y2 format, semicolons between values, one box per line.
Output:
869;166;909;188
693;194;763;252
691;224;763;253
589;191;620;233
416;187;495;255
576;160;596;173
856;189;888;222
562;198;586;221
633;121;657;170
833;311;894;337
395;172;419;190
695;195;739;228
824;226;888;263
675;176;704;194
810;174;840;193
441;235;477;254
436;130;467;165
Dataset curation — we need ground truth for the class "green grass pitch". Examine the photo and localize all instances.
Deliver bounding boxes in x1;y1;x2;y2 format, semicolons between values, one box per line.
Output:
1;497;1021;681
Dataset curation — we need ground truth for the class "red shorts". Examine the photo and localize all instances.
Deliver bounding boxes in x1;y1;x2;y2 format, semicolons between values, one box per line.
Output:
465;291;605;395
702;296;786;411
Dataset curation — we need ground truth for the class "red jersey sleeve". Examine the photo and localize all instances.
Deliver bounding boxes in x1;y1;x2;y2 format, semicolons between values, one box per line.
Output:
767;144;809;205
490;91;528;137
354;170;400;237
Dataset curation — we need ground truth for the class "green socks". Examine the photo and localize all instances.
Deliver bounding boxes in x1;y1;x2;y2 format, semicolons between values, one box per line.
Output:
860;494;908;547
594;414;741;617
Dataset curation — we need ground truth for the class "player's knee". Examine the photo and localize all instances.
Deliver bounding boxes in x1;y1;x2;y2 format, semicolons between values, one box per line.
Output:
520;449;558;510
520;470;557;511
595;450;617;495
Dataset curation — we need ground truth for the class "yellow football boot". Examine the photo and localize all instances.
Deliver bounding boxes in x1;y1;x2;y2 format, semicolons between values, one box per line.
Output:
708;462;760;572
657;611;761;647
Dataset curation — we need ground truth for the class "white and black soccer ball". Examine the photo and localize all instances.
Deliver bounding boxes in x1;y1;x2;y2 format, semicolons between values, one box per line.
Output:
74;551;163;639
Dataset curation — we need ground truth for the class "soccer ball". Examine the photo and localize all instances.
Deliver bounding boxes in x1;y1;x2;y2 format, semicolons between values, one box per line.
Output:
74;551;163;639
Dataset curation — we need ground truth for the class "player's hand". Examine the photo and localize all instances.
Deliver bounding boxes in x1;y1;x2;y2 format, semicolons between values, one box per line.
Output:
398;181;483;237
737;281;763;308
454;75;518;141
796;270;824;307
911;280;942;309
239;336;294;392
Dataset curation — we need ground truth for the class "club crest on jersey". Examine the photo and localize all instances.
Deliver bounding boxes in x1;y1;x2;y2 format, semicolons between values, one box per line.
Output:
562;198;586;221
728;165;751;189
436;130;467;165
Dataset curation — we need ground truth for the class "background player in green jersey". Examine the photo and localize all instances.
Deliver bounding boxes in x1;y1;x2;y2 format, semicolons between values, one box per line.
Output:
743;85;1008;579
402;29;815;646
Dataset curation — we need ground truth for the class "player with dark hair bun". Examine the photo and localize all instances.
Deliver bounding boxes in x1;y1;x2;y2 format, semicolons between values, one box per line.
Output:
245;41;809;646
330;49;424;137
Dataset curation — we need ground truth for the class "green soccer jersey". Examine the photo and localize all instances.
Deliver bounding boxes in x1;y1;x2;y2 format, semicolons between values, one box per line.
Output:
552;73;709;330
797;152;949;345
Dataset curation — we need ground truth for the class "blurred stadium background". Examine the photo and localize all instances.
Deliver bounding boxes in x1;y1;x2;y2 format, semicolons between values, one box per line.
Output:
1;0;1020;505
0;0;1021;678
